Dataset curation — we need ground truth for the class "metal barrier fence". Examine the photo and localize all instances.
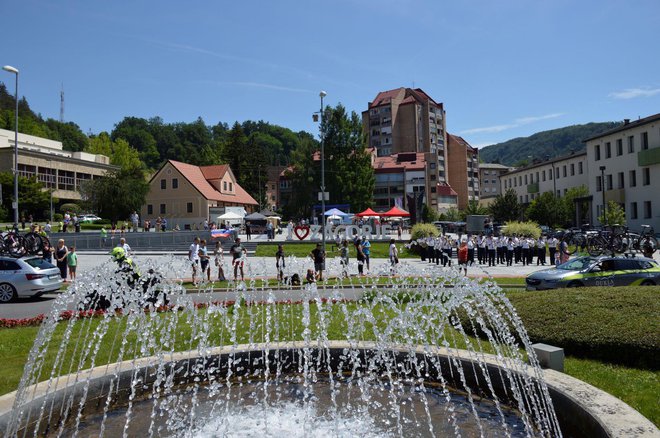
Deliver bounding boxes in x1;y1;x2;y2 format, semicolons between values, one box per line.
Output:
48;230;220;251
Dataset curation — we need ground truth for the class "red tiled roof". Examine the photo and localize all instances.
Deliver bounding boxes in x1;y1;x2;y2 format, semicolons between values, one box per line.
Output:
399;95;418;105
412;88;440;106
374;152;426;172
168;160;258;205
437;183;458;196
369;88;404;108
448;133;478;153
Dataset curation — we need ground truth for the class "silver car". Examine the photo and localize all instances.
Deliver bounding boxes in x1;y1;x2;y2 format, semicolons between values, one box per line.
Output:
526;256;660;290
0;256;63;302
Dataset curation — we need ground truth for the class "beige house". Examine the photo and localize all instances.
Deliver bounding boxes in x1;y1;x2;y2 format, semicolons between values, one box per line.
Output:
0;128;116;203
143;160;257;230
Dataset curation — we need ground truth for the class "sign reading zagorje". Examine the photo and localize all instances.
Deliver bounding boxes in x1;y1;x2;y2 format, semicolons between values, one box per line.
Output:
288;224;392;241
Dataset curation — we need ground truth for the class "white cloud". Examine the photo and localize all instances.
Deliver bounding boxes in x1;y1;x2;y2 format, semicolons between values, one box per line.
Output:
460;112;564;135
609;87;660;100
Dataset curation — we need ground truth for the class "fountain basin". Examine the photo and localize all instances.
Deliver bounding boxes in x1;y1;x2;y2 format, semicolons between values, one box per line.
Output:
0;342;656;437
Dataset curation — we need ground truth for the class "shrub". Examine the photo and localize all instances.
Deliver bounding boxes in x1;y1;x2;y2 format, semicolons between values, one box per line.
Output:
501;221;541;238
410;223;439;241
60;203;81;213
461;287;659;369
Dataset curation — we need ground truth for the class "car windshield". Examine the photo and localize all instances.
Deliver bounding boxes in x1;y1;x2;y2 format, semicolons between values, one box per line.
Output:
556;257;595;271
24;257;56;270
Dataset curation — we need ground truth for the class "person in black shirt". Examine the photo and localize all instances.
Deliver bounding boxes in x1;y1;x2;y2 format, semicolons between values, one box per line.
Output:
275;244;285;282
310;243;326;281
230;237;247;281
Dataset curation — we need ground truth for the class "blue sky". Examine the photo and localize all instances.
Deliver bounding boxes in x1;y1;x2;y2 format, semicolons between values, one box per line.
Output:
3;0;660;148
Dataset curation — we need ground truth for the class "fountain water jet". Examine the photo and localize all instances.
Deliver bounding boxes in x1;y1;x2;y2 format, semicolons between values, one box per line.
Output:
0;254;654;437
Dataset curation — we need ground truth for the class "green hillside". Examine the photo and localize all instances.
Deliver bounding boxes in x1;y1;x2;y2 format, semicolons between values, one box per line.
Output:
478;122;619;166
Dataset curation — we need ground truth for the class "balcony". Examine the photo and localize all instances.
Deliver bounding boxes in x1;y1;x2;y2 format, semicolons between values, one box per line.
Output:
638;147;660;166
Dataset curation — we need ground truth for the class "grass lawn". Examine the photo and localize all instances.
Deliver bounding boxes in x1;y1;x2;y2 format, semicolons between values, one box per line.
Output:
0;285;656;426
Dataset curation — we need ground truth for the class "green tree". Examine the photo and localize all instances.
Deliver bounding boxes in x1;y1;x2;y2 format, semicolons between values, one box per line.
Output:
87;132;142;170
489;189;522;223
525;192;569;228
562;185;590;226
78;167;149;223
463;200;488;217
284;135;318;218
111;117;160;169
0;172;51;220
598;201;626;227
319;103;374;211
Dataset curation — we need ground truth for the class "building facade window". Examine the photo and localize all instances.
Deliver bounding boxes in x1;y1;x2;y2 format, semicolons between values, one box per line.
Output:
618;172;624;189
641;132;649;150
160;204;166;214
629;170;636;187
642;168;650;185
605;142;611;158
172;178;178;189
187;202;193;213
570;163;575;176
627;137;633;153
595;144;601;160
630;202;638;220
160;179;166;189
563;166;567;177
606;174;613;190
147;205;153;215
229;182;233;191
644;201;652;219
555;167;559;178
596;176;602;192
578;162;583;174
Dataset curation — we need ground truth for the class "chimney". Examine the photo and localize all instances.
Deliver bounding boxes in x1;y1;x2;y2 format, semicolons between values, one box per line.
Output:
624;119;630;125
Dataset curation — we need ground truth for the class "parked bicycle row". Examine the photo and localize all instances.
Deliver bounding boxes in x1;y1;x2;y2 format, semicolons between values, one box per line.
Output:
560;224;657;257
0;230;52;258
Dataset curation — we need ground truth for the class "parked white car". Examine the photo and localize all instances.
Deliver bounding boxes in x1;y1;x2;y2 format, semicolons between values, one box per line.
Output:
0;256;63;302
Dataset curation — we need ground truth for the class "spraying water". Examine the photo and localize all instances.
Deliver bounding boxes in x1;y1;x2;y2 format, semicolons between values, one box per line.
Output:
4;249;562;437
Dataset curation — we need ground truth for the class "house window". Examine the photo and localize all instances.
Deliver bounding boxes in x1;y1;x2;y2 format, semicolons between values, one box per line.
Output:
172;178;178;189
542;171;546;181
570;163;575;176
160;179;166;189
629;170;637;187
578;162;583;174
160;204;166;214
630;202;638;220
644;201;652;219
642;168;650;186
563;166;567;177
596;176;602;192
627;136;634;153
616;140;622;156
595;144;601;161
555;167;559;178
223;181;227;191
641;132;649;150
605;142;611;158
549;169;553;180
430;162;436;169
524;174;528;184
229;183;233;191
607;174;613;190
147;205;153;215
618;172;624;189
187;202;193;213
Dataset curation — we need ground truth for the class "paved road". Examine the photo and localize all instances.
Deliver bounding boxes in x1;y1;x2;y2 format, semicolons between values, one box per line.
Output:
2;248;658;320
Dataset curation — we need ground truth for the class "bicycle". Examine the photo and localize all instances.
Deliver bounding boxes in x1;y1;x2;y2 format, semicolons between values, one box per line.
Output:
560;227;589;255
1;230;26;258
634;225;658;257
22;232;51;256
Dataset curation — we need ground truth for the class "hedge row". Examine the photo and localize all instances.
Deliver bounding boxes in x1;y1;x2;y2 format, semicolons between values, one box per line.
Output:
503;287;659;369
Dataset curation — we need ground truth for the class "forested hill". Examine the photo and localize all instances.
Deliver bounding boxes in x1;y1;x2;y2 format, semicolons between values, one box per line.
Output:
478;122;619;166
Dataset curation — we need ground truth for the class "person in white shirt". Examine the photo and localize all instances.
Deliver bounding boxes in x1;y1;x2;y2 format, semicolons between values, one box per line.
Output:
537;237;547;266
521;237;530;266
506;238;514;266
389;239;398;275
188;236;200;284
119;237;132;256
467;236;475;266
548;236;558;265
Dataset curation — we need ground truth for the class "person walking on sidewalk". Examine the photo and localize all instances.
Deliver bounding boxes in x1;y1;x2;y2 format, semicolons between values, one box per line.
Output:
189;237;200;285
230;237;247;281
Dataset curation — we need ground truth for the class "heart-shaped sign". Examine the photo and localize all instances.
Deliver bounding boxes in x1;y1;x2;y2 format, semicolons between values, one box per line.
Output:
294;225;310;240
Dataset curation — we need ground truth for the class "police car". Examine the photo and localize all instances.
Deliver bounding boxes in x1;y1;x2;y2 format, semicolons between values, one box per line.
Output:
525;256;660;290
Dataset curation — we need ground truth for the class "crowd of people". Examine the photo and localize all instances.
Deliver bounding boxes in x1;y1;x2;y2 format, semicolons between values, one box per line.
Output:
415;234;569;270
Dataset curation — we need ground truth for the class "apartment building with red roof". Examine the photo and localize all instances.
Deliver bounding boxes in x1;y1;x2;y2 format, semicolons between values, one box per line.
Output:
142;159;257;230
362;87;455;212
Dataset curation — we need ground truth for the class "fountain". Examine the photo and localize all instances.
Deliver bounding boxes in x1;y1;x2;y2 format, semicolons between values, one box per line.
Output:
0;254;655;437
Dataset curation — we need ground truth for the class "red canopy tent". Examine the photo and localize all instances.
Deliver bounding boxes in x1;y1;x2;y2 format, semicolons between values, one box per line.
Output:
355;207;381;217
380;206;410;217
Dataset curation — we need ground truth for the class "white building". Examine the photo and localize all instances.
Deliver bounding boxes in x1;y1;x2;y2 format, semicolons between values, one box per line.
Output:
584;114;660;231
500;152;589;206
0;129;116;203
479;163;514;199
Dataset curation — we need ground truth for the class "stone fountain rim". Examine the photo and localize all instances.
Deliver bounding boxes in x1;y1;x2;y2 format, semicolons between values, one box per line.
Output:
0;341;657;437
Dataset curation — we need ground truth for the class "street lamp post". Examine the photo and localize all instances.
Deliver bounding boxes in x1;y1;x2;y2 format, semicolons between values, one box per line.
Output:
319;91;327;253
2;65;19;230
600;165;607;226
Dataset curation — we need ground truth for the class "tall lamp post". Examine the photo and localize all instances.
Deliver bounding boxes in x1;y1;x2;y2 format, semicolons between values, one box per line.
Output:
599;165;607;226
319;90;327;253
2;65;19;230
